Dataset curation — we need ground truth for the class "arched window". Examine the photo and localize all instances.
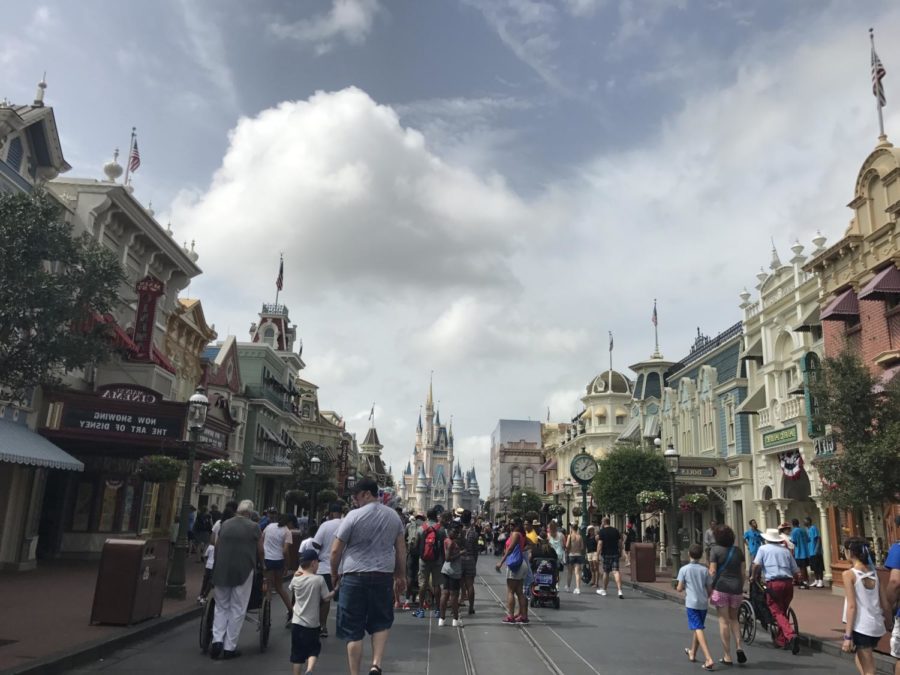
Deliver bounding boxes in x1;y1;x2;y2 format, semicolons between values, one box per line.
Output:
524;467;534;488
263;325;276;347
511;466;520;488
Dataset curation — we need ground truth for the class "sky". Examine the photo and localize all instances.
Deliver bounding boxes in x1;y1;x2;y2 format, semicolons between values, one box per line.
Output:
4;0;900;495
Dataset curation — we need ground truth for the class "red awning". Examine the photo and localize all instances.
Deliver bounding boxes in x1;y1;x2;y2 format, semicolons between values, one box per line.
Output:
82;312;139;353
150;346;177;374
539;458;557;473
820;289;859;322
858;265;900;300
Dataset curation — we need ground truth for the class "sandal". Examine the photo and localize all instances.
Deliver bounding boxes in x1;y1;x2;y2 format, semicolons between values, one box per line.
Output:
684;648;696;662
718;658;733;666
701;663;716;671
736;650;746;664
369;667;382;675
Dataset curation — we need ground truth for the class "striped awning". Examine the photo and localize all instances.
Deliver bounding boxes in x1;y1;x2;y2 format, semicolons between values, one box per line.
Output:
859;265;900;300
0;419;83;471
642;414;660;439
617;416;641;442
538;458;557;473
820;289;859;322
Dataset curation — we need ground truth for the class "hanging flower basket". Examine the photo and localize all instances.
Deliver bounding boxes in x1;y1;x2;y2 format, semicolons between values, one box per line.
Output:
636;490;669;513
547;504;566;519
779;450;804;480
678;493;709;512
284;489;308;507
571;505;583;517
137;455;183;483
199;459;244;488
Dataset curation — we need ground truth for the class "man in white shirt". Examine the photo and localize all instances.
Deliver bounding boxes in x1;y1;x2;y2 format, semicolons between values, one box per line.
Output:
312;503;344;637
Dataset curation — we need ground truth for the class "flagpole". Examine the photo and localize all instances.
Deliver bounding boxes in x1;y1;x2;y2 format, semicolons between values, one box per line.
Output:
871;28;886;141
275;253;283;306
123;127;136;185
609;330;613;384
653;299;660;358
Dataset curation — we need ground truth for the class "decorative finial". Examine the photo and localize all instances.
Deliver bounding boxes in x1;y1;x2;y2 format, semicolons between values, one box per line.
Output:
739;288;751;307
34;72;47;106
188;240;199;262
103;148;123;182
146;200;154;216
769;238;782;270
812;230;827;253
165;221;174;236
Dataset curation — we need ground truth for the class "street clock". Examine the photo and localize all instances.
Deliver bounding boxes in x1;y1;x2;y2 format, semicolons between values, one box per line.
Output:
570;450;598;485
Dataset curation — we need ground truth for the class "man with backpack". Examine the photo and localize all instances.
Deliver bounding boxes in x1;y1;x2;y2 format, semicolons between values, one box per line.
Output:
414;508;445;618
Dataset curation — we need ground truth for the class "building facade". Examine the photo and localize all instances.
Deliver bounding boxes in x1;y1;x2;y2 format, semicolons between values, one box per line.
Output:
488;419;542;517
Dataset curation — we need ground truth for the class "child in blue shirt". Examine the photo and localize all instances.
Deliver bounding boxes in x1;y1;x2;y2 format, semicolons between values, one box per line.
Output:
676;543;715;670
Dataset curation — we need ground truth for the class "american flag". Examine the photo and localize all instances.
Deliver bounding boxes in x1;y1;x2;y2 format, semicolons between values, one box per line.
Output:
609;331;614;352
276;256;284;291
652;301;658;327
128;138;141;173
872;42;886;107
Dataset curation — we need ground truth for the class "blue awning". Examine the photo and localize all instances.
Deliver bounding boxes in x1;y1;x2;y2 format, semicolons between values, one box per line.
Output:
0;419;84;471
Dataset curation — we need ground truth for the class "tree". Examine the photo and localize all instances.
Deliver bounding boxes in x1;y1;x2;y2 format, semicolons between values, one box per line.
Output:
0;190;124;401
591;444;669;516
509;488;543;517
809;352;900;510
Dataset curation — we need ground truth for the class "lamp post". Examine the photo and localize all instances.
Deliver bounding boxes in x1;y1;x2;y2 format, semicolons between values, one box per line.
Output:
564;478;574;530
309;450;321;524
166;386;209;599
346;473;356;493
659;439;681;573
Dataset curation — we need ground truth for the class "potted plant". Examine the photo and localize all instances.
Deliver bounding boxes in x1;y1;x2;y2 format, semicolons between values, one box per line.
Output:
137;455;182;483
636;490;669;513
678;493;709;512
199;459;244;488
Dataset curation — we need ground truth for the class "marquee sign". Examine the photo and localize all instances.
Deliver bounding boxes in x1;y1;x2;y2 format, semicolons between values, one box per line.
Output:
763;425;798;449
60;405;184;439
133;275;164;360
97;384;160;405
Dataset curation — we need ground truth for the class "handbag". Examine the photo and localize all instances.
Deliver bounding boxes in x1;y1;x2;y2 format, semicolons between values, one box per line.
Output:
442;558;462;579
506;540;524;571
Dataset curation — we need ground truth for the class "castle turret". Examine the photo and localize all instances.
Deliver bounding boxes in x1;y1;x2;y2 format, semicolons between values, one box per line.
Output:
415;464;428;514
451;463;465;510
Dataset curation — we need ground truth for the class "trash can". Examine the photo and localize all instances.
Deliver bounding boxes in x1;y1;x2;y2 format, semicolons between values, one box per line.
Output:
90;538;169;625
629;542;656;583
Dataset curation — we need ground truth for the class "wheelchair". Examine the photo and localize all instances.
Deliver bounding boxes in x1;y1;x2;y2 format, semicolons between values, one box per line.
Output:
738;579;798;646
199;569;271;654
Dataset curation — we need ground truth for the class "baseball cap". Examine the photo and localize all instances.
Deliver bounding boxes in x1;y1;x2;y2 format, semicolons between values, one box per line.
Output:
329;502;343;514
300;549;319;562
532;519;540;526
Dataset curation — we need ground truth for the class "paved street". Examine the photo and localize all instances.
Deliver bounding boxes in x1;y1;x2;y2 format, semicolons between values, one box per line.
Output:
63;560;862;675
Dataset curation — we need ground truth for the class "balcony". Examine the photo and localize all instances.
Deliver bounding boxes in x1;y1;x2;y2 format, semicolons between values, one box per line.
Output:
254;442;292;467
246;385;294;414
780;397;804;421
757;408;772;428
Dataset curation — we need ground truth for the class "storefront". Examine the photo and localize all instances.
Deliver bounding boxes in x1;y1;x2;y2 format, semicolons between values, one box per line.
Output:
37;383;226;558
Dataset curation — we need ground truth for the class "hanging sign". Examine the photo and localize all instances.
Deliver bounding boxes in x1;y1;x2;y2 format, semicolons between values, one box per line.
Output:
132;275;164;360
763;425;798;449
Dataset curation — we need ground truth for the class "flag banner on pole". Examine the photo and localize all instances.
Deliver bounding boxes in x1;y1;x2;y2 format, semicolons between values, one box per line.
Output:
873;42;887;106
609;331;614;351
128;138;141;173
652;302;658;326
368;405;375;421
276;256;284;291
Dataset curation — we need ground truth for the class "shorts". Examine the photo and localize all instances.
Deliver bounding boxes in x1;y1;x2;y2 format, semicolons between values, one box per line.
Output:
808;554;825;575
265;558;285;571
602;554;620;573
461;556;477;578
587;552;598;563
336;573;394;642
686;608;708;631
418;560;444;591
568;555;585;566
891;620;899;658
291;624;322;663
709;590;743;609
506;563;528;581
444;575;462;592
321;573;333;592
852;631;882;650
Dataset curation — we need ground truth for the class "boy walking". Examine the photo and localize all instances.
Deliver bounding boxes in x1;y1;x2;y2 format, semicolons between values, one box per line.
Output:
289;549;336;674
676;543;715;671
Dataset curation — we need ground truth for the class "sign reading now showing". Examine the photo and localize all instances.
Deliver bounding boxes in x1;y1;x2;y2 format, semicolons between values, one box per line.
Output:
763;425;798;449
61;406;184;439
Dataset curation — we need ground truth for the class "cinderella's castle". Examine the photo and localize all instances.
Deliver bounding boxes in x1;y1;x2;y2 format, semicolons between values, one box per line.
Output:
398;380;480;514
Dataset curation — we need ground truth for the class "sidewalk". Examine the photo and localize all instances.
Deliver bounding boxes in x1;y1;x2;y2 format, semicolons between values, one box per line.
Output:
0;558;205;674
624;565;895;674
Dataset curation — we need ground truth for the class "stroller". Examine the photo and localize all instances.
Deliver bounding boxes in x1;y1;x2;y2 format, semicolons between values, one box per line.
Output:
529;542;560;609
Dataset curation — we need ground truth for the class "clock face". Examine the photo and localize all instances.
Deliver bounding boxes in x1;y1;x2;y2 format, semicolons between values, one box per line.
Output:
570;453;598;483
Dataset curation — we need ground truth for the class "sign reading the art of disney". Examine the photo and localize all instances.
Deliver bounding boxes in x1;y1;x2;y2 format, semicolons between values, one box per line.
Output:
51;387;186;441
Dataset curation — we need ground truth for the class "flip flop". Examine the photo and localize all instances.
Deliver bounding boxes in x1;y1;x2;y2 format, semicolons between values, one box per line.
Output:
701;664;716;671
684;648;696;662
736;649;747;664
718;658;733;666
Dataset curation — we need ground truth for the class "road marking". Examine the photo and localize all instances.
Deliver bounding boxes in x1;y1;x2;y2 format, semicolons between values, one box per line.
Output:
477;574;604;675
456;616;476;675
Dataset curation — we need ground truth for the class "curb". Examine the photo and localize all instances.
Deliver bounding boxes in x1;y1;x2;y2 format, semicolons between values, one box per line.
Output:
0;605;203;675
626;579;895;675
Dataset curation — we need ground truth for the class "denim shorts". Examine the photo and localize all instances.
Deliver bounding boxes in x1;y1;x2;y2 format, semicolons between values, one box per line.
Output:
686;608;707;630
265;558;285;571
336;573;394;642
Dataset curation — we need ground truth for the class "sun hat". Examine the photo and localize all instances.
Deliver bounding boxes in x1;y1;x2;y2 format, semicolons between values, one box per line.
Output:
778;522;792;531
762;528;783;543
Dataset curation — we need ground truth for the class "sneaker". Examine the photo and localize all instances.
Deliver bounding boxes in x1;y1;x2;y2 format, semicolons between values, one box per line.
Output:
515;615;530;624
502;615;517;624
817;579;824;588
402;601;411;610
438;618;446;627
791;637;800;655
197;596;205;605
597;589;607;596
209;641;224;660
452;619;462;628
433;609;441;618
565;585;570;592
413;608;425;619
573;588;580;595
320;627;328;638
222;649;242;660
618;591;624;599
467;607;475;615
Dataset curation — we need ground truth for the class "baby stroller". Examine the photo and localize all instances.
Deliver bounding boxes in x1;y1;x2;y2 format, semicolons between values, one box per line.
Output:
529;550;560;609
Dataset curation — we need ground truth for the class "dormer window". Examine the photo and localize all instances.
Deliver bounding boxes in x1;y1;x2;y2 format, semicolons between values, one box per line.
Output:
6;137;23;173
263;325;276;347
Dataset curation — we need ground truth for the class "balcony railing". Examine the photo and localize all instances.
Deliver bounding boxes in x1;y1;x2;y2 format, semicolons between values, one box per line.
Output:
246;385;293;413
261;303;289;316
757;408;772;428
254;442;292;466
780;397;804;421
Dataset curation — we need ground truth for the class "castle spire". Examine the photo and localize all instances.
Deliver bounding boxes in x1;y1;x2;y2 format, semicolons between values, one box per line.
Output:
427;371;434;407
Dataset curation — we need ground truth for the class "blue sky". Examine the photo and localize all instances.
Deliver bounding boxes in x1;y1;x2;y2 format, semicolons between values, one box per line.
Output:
4;0;900;490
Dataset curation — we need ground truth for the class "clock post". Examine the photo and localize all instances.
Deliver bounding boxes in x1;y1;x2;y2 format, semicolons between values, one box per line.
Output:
569;447;597;535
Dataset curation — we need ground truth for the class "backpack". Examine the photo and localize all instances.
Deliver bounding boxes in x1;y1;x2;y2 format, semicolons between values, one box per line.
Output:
419;524;443;562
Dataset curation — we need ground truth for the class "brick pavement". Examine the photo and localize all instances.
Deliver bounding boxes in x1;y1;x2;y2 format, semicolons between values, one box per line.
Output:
0;558;204;673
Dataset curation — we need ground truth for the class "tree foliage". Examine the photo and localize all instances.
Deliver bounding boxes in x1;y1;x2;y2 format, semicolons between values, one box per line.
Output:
290;445;337;496
509;488;543;516
809;352;900;509
591;444;669;516
0;190;124;400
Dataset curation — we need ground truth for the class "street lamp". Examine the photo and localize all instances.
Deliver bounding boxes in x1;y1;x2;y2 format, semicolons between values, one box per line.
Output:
658;438;681;573
166;386;209;599
309;450;322;524
564;478;574;531
346;474;356;492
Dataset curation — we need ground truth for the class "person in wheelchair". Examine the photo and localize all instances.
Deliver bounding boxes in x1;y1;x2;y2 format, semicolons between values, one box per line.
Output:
751;528;801;655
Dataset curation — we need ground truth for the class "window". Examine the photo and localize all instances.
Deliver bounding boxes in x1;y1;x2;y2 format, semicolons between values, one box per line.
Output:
727;402;735;444
802;353;823;437
524;467;535;488
511;466;520;488
6;136;23;172
263;325;276;347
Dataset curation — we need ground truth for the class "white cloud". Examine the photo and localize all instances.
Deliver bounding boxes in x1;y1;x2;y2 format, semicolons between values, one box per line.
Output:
543;388;584;420
270;0;381;55
302;349;371;387
560;0;605;17
176;0;240;113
